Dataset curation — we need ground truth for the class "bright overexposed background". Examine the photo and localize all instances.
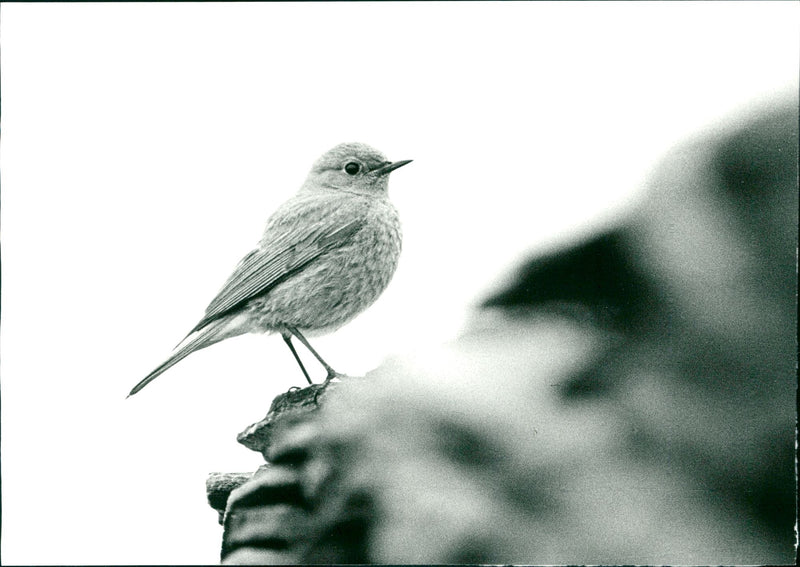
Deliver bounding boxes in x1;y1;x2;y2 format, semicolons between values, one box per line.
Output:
1;2;797;564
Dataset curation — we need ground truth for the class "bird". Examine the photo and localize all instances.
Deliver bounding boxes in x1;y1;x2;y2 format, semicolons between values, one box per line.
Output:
127;142;411;397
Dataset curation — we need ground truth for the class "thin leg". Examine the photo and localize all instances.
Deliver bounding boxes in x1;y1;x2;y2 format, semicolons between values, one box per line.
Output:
282;333;313;385
286;326;339;380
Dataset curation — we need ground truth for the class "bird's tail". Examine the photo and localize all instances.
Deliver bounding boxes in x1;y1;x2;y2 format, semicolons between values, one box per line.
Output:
127;316;243;397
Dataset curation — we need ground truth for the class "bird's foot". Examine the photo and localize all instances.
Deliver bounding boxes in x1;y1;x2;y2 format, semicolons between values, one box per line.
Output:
323;370;344;384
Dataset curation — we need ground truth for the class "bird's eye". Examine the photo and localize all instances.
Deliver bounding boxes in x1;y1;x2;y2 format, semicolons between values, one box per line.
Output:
344;162;361;175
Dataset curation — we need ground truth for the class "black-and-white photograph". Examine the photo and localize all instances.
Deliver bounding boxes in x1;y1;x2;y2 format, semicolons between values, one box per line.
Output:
1;1;797;564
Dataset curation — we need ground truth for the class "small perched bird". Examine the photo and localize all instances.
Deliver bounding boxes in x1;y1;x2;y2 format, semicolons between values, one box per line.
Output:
128;142;410;397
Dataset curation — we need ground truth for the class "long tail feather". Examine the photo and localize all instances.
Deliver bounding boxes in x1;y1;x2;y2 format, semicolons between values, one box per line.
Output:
127;318;236;397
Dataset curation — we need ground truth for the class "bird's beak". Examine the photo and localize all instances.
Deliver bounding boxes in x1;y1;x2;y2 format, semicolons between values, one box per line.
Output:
373;159;412;176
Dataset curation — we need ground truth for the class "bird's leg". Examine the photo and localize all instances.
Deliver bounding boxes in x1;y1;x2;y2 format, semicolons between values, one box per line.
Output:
286;326;340;381
282;332;313;385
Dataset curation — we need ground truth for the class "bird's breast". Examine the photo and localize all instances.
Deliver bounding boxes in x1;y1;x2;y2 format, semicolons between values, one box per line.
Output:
250;196;402;333
331;198;402;302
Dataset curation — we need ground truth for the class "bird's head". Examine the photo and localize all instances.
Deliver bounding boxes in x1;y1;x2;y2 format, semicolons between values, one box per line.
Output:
302;142;411;196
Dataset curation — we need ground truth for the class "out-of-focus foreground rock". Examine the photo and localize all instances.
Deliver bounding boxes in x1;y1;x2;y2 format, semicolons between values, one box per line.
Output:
211;97;798;564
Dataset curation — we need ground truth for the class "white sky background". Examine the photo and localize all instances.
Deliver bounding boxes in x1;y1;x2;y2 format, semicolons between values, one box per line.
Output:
1;1;797;564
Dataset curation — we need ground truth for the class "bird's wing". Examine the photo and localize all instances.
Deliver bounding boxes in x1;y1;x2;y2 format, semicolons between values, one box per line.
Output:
187;214;365;334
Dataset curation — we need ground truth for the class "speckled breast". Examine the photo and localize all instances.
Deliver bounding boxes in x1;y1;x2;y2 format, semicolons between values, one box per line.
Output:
250;195;402;334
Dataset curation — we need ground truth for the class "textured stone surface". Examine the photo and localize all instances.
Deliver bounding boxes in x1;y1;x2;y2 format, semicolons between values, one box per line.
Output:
236;379;340;459
221;464;310;563
218;377;366;564
207;472;254;524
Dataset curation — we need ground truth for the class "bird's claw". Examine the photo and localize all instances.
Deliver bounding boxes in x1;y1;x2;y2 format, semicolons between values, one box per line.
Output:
324;371;344;384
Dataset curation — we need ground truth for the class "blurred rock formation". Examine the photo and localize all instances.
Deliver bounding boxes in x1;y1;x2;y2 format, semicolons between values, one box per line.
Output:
208;96;798;564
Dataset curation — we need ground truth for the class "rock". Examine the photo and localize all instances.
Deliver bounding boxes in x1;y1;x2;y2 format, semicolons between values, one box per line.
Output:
236;379;341;459
206;472;254;524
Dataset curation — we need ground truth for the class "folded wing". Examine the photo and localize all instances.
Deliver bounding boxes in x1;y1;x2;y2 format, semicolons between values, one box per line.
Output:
188;212;365;335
